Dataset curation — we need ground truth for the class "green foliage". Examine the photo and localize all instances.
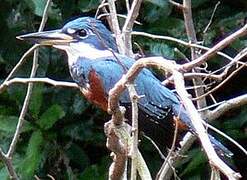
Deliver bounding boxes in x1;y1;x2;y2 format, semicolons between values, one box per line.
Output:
0;115;18;133
219;107;247;139
38;104;65;130
0;0;246;179
180;149;207;177
27;0;48;17
19;130;44;179
29;84;44;119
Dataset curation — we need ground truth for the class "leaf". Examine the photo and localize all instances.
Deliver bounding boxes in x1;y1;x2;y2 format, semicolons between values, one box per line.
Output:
145;0;168;7
149;42;174;59
79;157;109;180
0;168;8;180
143;0;171;23
29;84;43;119
72;94;88;114
0;115;18;133
65;143;90;169
38;104;65;130
19;130;43;179
7;85;27;107
79;0;100;12
62;121;94;141
191;0;210;8
180;149;207;177
28;0;47;17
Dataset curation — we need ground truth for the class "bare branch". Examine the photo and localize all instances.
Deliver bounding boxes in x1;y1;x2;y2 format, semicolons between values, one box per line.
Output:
192;64;245;101
3;77;79;89
169;0;184;9
207;94;247;121
0;149;18;180
182;23;247;71
108;56;241;179
131;31;245;66
203;1;221;34
107;0;125;53
157;116;179;180
0;1;52;179
7;0;52;158
122;0;142;56
0;45;39;93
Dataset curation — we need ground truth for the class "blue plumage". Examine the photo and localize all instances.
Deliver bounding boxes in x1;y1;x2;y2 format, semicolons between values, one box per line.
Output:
18;16;233;157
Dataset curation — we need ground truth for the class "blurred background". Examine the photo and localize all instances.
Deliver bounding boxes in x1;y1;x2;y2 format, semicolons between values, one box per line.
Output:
0;0;246;179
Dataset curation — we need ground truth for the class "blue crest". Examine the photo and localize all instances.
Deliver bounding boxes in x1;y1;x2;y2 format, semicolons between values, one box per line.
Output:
62;17;118;52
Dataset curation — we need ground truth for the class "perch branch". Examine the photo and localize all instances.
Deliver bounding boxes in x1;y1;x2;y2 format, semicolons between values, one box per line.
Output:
104;119;129;180
127;84;139;180
173;70;241;179
108;56;241;179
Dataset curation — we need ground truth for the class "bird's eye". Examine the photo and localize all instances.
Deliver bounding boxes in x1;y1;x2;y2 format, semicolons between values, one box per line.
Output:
77;29;87;37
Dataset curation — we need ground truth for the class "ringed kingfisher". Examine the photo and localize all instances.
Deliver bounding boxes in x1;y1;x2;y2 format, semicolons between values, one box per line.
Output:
17;17;232;157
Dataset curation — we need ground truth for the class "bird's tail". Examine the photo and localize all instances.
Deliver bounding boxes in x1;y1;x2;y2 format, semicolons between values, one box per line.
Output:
208;134;233;158
172;105;233;158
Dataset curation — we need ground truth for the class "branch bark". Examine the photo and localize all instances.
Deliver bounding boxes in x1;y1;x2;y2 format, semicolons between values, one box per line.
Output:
0;1;52;179
107;56;242;179
182;23;247;71
207;94;247;121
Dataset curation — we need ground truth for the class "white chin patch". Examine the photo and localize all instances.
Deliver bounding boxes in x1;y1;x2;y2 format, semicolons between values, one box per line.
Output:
53;44;69;51
69;42;113;59
54;42;114;66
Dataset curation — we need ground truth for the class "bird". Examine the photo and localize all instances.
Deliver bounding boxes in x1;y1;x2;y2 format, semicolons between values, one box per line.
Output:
17;17;232;157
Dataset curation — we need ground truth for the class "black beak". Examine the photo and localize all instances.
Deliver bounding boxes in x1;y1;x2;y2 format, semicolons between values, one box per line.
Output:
16;29;75;45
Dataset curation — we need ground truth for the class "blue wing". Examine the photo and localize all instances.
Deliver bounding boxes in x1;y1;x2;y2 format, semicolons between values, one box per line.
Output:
70;55;232;157
85;55;194;127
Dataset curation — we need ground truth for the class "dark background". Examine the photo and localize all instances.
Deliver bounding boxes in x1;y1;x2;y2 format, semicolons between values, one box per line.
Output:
0;0;246;179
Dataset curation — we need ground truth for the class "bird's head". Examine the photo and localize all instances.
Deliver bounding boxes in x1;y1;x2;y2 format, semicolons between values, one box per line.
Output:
17;17;118;54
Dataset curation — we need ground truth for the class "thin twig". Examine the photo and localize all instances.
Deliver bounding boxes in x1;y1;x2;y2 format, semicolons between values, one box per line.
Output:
203;1;221;33
0;149;18;180
7;0;52;158
107;56;241;179
207;94;247;121
182;23;247;71
169;0;184;9
203;122;247;156
192;64;245;101
156;114;179;180
0;1;52;180
0;45;39;93
131;31;246;66
122;0;142;56
3;77;79;89
142;134;166;160
97;13;142;25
